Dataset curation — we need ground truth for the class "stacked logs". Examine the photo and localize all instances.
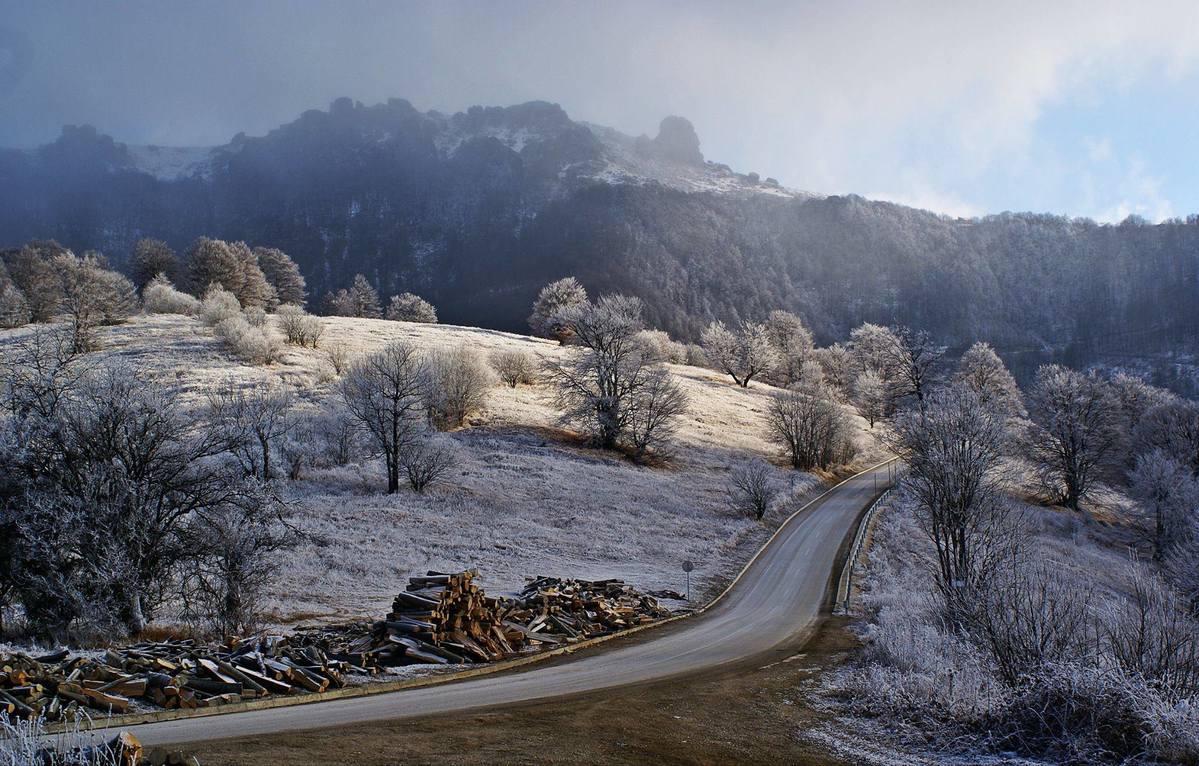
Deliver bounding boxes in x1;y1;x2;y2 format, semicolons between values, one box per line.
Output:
0;635;360;722
366;571;672;666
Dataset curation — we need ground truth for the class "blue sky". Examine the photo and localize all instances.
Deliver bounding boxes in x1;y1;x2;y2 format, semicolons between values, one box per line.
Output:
0;0;1196;222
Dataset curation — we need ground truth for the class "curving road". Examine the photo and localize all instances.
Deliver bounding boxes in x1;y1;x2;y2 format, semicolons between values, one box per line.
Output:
124;460;895;746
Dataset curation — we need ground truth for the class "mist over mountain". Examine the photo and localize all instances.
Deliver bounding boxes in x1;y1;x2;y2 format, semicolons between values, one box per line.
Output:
2;96;1196;377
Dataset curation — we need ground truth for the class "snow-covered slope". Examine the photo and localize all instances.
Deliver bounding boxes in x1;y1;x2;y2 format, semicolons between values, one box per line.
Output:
125;145;217;180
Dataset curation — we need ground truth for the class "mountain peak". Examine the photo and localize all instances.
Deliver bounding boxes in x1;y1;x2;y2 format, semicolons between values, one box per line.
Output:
649;116;703;166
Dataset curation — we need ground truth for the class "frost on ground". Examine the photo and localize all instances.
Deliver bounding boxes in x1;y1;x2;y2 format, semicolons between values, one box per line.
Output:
809;482;1199;765
0;314;878;628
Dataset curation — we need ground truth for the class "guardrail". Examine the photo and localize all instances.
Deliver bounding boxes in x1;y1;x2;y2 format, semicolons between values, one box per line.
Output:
834;467;899;613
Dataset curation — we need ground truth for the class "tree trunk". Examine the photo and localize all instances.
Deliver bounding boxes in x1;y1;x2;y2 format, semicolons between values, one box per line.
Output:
127;591;146;635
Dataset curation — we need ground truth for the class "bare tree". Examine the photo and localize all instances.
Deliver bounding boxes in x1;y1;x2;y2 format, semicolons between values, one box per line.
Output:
1026;365;1119;510
848;323;900;378
528;276;587;342
544;294;686;459
403;437;457;492
953;341;1025;418
701;319;778;388
207;379;297;480
339;341;428;493
183;486;301;637
491;349;536;388
625;365;689;461
386;292;438;323
765;383;853;470
879;326;945;407
728;458;779;520
891;385;1014;606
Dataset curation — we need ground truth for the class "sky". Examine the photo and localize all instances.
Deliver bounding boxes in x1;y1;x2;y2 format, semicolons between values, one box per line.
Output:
1;0;1198;222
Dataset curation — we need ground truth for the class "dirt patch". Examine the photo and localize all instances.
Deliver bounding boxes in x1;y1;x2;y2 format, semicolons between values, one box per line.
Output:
191;616;861;766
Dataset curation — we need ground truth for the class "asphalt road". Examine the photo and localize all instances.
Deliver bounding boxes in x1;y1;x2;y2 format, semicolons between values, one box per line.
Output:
125;460;895;746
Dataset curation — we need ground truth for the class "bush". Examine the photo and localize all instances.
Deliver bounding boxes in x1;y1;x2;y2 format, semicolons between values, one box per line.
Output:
728;458;778;520
143;275;200;315
243;306;268;329
766;384;854;470
386;292;438;323
424;346;494;429
403;437;457;492
490;349;536;388
214;316;283;365
275;304;325;348
200;284;242;326
637;329;687;364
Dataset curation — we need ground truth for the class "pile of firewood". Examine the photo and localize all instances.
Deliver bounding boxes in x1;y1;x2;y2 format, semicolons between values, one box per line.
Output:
366;571;672;666
0;570;673;721
0;635;358;722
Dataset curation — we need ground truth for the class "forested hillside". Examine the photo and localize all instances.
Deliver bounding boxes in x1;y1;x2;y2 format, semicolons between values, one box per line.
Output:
2;98;1196;372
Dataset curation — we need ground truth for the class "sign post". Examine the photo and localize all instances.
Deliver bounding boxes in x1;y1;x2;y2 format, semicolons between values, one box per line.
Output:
682;560;694;601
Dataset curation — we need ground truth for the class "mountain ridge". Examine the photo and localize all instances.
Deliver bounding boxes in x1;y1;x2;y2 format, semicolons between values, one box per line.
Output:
1;96;1196;381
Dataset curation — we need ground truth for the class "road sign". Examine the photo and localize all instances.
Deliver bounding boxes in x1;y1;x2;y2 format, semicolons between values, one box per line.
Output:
682;560;694;600
682;560;694;573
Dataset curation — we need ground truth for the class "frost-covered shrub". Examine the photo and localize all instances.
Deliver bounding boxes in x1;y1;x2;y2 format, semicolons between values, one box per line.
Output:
636;329;687;364
243;305;268;329
424;346;494;430
215;315;282;365
276;304;325;348
490;349;536;388
142;275;200;315
386;292;438;323
200;283;242;326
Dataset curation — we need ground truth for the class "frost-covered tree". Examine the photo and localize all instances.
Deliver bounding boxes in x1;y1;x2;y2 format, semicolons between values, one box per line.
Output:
1;241;68;322
254;246;307;307
953;341;1024;418
891;385;1012;606
386;292;438;323
339;341;428;493
185;237;276;308
814;343;853;398
207;379;297;480
1130;450;1199;562
403;437;457;493
852;369;887;428
350;274;382;319
423;346;494;429
0;283;30;328
544;294;687;457
701;320;778;388
142;274;201;315
491;349;536;387
321;288;356;317
764;309;814;387
728;458;778;520
528;276;588;342
1026;365;1119;510
1134;399;1199;476
765;382;853;470
56;253;136;352
879;326;945;407
130;238;180;292
849;322;900;377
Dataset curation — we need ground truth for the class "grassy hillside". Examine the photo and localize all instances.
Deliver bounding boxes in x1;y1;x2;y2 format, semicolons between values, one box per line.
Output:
0;314;883;630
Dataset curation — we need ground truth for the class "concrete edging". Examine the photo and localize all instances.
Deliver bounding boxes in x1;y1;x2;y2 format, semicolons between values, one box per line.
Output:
76;456;899;733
